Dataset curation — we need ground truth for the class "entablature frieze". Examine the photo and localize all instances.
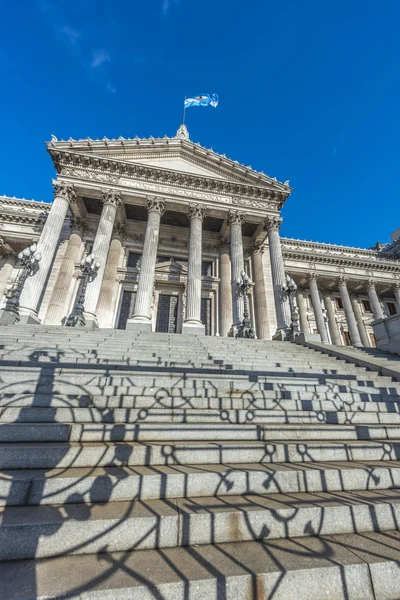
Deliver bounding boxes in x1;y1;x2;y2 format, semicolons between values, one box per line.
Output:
49;149;288;215
282;248;400;273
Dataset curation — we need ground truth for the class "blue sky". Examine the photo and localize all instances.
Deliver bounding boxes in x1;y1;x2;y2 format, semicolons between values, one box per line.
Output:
0;0;398;248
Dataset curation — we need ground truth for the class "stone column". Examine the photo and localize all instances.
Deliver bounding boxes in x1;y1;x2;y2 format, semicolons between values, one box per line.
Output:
228;210;245;334
322;290;342;345
183;204;206;335
45;219;86;325
251;243;270;339
0;254;16;302
296;287;309;333
264;216;290;334
338;276;362;347
84;189;122;327
350;294;371;347
367;279;384;320
18;180;76;323
127;197;165;332
219;241;232;337
96;225;125;328
394;283;400;313
308;273;329;343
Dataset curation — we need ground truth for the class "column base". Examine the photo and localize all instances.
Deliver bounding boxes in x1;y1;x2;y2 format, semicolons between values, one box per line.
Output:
17;312;41;325
126;318;152;333
0;306;20;325
82;313;99;329
182;321;205;336
272;328;291;341
294;332;322;345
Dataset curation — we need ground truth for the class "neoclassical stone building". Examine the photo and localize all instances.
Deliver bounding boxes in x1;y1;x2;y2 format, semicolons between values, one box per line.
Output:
1;125;399;346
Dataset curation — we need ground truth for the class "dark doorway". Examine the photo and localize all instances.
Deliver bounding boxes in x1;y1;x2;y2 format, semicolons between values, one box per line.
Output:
156;295;178;333
117;291;136;329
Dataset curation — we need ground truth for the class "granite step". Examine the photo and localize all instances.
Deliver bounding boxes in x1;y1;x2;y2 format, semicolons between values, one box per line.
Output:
2;421;400;443
2;461;400;506
1;489;400;561
2;439;400;470
2;406;400;425
2;530;397;600
1;392;400;411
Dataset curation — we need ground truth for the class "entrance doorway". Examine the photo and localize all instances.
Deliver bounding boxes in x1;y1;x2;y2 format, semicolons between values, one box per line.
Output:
156;295;178;333
117;291;136;329
342;331;351;346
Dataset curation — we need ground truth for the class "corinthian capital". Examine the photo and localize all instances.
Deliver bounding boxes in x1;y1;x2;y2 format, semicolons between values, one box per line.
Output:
250;242;264;256
188;204;206;221
102;188;122;208
147;196;165;215
394;281;400;291
308;272;319;282
367;278;376;289
52;180;76;204
338;276;348;287
227;209;245;226
264;215;282;233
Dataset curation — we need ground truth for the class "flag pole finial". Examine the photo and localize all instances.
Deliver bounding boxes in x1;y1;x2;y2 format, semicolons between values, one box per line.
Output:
176;124;189;140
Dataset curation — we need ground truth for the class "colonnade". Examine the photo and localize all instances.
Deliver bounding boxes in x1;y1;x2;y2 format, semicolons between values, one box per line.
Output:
295;273;400;347
0;184;290;337
1;181;398;343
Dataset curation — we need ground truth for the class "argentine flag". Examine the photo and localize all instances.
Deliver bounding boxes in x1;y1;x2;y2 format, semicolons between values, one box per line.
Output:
184;94;219;108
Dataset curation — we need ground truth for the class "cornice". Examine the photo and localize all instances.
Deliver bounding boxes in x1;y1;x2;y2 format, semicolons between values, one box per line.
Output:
281;237;400;266
0;196;51;212
48;149;289;211
282;248;400;272
46;135;292;192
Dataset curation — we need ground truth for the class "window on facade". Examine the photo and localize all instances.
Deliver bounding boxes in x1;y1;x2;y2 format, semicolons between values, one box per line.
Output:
369;332;376;348
335;297;343;310
387;302;397;316
127;253;141;269
202;261;213;277
362;300;372;313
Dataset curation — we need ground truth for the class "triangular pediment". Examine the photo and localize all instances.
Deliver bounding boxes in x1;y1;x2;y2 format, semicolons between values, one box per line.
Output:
47;134;291;192
155;259;188;274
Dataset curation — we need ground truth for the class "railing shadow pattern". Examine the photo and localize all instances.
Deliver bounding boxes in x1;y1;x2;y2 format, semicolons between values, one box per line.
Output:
0;339;399;598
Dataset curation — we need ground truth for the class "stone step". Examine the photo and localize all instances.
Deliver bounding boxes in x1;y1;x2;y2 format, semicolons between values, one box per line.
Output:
1;489;400;561
2;378;398;396
2;461;400;507
2;530;398;600
2;406;400;425
2;421;400;443
2;439;400;470
1;392;400;411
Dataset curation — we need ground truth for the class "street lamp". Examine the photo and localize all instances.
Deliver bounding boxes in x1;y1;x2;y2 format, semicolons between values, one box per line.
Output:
235;270;256;339
65;254;101;326
2;243;42;323
282;273;300;339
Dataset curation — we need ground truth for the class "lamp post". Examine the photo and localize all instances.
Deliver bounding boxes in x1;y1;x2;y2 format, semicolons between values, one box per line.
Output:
235;270;256;339
65;254;101;327
282;273;300;339
0;243;42;324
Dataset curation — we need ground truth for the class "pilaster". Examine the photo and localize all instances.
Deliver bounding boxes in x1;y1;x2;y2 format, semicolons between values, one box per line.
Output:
83;188;122;327
218;240;232;337
227;209;245;335
338;276;362;347
18;180;76;324
264;215;290;335
308;273;329;343
250;243;270;339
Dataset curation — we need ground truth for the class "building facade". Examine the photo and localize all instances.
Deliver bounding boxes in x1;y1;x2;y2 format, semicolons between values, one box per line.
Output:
1;126;399;345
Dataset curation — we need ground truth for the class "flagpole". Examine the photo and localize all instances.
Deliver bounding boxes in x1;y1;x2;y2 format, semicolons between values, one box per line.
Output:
182;94;186;125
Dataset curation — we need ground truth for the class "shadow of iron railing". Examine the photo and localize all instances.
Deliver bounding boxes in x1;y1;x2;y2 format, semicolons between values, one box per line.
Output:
0;343;400;599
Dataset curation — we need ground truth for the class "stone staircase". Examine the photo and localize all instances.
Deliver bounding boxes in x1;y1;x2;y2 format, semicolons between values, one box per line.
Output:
1;327;400;599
